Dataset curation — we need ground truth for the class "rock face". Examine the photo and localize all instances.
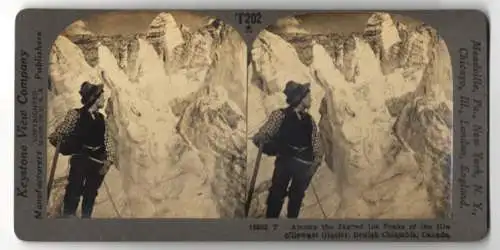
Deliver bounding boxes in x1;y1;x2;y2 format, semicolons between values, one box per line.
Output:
47;13;247;218
363;13;401;66
146;12;184;73
247;12;452;219
250;30;323;121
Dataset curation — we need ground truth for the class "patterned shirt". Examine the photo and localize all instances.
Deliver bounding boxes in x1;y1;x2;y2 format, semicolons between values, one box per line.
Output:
254;109;324;166
49;109;116;165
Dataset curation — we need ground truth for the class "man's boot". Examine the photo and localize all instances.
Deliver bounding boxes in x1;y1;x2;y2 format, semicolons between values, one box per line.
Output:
62;191;80;217
81;194;97;219
266;196;285;218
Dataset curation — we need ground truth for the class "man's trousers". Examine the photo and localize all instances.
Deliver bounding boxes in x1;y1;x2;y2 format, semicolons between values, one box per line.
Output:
62;154;106;218
265;156;314;218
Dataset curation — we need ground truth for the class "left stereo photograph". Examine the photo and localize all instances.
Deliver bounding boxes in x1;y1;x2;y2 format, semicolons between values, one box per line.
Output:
46;11;249;219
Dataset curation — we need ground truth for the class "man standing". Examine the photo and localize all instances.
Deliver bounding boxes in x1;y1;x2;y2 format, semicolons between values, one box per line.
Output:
252;81;324;218
49;81;116;219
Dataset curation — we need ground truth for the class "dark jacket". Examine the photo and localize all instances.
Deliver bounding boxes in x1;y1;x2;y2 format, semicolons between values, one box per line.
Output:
49;108;116;164
253;107;324;167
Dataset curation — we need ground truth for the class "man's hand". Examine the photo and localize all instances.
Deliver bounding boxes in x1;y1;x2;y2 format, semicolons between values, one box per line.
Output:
252;135;263;146
252;134;266;147
309;162;321;178
99;160;112;175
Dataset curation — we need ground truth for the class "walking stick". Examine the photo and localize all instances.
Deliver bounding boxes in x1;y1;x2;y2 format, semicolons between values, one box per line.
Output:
46;141;61;204
244;144;263;217
103;179;121;218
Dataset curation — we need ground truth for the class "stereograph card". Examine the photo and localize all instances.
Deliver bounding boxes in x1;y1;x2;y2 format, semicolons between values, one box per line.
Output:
13;8;489;241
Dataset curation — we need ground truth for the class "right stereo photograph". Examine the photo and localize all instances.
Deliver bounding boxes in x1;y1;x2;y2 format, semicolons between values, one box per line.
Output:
246;12;453;220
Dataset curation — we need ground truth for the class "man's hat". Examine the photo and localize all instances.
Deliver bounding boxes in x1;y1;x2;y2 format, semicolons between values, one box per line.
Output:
79;81;104;106
283;81;311;106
